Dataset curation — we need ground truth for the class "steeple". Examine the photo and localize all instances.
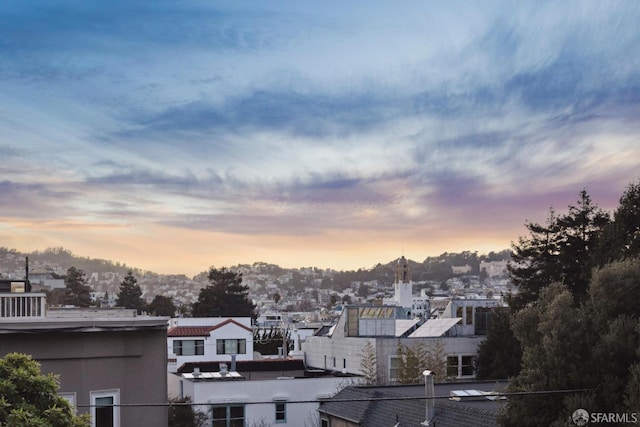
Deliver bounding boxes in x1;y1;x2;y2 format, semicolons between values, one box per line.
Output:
395;255;411;284
393;256;413;313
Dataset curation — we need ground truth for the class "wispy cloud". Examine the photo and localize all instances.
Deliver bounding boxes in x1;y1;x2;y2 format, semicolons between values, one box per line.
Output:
1;1;639;273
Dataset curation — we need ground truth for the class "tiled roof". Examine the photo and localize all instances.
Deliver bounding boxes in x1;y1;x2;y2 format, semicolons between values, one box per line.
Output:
167;326;216;337
167;319;252;337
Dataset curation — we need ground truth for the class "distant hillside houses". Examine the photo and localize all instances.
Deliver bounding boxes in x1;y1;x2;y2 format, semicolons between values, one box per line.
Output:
480;260;509;278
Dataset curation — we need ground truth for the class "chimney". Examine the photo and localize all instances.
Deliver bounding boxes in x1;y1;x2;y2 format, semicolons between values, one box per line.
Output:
193;367;201;377
220;363;228;376
422;370;435;426
230;354;237;372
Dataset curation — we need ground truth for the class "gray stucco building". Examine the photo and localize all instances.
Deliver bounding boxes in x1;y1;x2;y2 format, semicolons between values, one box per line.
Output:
0;292;169;427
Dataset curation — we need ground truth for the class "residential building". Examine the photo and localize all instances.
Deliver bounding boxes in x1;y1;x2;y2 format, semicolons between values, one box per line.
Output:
171;359;356;427
0;291;169;427
167;317;254;372
302;302;489;384
480;260;509;278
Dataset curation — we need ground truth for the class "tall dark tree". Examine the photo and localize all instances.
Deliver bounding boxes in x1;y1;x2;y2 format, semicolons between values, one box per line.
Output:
64;266;91;307
508;190;609;310
474;308;522;380
116;271;146;313
191;267;256;317
148;295;177;317
594;179;640;265
556;189;610;300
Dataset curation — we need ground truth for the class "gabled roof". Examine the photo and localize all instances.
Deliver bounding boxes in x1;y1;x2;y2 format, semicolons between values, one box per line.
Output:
319;382;505;427
319;387;425;427
167;319;252;337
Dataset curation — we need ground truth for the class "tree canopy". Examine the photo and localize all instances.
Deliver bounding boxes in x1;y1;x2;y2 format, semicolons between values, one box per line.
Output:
148;295;177;317
491;179;640;425
0;353;89;427
474;308;522;380
115;271;146;313
508;190;609;310
191;267;256;318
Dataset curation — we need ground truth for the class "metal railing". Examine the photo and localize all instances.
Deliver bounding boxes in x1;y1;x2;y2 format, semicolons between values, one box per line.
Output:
0;293;47;319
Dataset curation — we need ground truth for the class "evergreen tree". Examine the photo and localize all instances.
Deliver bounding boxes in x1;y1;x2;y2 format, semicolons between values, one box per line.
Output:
475;309;522;380
64;266;91;307
148;295;177;317
594;178;640;265
191;267;256;318
0;353;90;426
359;340;377;385
116;271;146;313
508;190;609;310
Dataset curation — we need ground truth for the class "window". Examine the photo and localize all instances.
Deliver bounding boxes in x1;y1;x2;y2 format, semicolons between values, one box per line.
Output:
447;355;475;378
275;403;286;423
321;419;329;427
461;356;474;376
456;307;463;318
389;356;402;383
90;390;119;427
447;356;459;377
212;405;244;427
173;339;204;356
59;392;77;414
216;339;246;355
466;307;473;325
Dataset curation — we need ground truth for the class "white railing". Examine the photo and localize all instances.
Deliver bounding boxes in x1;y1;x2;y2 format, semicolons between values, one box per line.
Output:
0;293;47;319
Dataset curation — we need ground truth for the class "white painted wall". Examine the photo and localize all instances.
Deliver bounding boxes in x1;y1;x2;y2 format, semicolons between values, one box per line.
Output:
302;335;485;384
180;375;352;426
168;318;254;372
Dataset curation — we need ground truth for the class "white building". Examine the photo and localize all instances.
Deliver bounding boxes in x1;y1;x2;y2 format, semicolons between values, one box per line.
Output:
167;317;254;373
452;264;472;274
170;359;355;427
302;301;491;384
480;259;509;278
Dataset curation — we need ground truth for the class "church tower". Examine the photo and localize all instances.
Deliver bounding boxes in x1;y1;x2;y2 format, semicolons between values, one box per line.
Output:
394;256;413;312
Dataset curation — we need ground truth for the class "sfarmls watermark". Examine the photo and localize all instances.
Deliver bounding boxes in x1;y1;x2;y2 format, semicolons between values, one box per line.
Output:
572;408;638;425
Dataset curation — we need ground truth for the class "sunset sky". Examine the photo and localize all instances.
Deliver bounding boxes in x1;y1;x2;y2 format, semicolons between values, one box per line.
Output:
1;1;639;276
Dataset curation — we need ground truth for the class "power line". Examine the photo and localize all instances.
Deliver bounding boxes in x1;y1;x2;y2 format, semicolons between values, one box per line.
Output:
74;388;595;408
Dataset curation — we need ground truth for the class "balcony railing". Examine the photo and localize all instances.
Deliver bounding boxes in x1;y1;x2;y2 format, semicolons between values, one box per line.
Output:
0;293;47;319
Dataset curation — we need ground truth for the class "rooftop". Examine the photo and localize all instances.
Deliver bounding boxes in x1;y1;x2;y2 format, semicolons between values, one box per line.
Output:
319;380;507;427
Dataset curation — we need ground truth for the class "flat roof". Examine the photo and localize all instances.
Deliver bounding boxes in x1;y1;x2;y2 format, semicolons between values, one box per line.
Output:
0;315;168;333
